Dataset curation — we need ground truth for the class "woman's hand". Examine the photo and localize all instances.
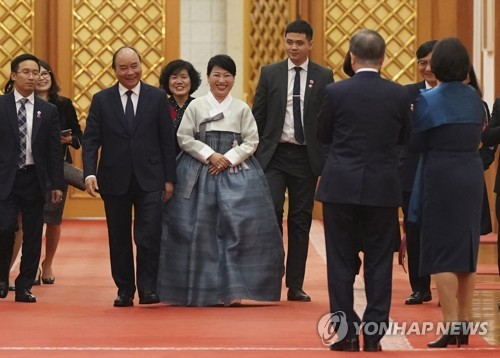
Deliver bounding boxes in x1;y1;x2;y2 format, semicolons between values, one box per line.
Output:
207;152;231;175
60;135;73;145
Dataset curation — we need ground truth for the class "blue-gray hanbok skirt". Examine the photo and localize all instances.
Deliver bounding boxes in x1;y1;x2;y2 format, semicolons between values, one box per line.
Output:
157;131;284;306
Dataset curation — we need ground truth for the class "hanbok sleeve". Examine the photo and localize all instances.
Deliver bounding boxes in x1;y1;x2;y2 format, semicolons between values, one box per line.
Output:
223;104;259;166
177;103;215;163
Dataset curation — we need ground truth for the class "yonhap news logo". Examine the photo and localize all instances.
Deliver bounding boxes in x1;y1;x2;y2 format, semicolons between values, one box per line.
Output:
317;312;488;346
317;311;349;345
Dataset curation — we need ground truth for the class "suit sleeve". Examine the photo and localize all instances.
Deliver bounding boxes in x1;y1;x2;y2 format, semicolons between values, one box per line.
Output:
82;94;102;178
252;67;268;136
316;86;334;144
158;91;177;183
482;98;500;146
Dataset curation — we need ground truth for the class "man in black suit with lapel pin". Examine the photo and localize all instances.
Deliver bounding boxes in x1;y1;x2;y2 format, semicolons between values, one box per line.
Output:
400;40;437;305
0;53;63;303
316;29;410;351
83;46;176;307
252;19;333;302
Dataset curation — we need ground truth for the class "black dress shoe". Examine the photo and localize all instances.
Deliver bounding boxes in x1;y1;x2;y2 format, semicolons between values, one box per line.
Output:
139;292;160;305
15;288;36;303
0;282;8;298
287;288;311;302
363;341;382;352
113;295;134;307
330;337;360;351
405;291;432;305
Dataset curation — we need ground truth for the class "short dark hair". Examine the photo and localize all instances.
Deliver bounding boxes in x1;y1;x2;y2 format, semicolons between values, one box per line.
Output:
10;53;39;73
159;59;201;95
285;19;313;41
416;40;438;59
4;53;40;93
349;29;385;65
431;37;470;82
38;59;61;101
112;46;141;70
207;54;236;77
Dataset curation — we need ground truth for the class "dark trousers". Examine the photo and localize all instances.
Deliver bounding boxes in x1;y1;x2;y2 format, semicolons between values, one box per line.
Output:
264;143;317;289
402;191;431;293
0;168;44;289
323;203;396;341
101;173;162;297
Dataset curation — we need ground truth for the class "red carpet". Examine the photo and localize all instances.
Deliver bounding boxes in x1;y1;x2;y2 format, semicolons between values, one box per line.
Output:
1;219;498;357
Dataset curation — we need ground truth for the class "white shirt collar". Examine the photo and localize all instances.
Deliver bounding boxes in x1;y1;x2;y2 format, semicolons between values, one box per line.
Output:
355;68;379;73
14;89;35;104
288;58;309;72
118;82;141;96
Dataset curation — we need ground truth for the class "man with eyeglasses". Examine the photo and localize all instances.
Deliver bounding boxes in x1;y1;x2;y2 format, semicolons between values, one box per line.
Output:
399;40;437;305
0;53;63;303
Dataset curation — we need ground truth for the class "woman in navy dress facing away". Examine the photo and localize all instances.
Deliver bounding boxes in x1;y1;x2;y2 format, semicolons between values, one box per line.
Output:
157;54;284;306
408;38;484;348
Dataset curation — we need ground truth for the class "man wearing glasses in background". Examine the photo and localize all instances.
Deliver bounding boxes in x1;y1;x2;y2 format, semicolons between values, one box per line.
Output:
399;40;438;305
0;53;63;303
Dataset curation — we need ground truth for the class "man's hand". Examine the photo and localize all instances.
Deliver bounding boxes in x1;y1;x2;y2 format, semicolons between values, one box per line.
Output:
85;177;99;197
162;182;174;202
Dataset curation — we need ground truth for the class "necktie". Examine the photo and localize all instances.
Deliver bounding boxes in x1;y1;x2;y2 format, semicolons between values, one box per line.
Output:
18;97;28;168
293;67;304;144
125;90;134;129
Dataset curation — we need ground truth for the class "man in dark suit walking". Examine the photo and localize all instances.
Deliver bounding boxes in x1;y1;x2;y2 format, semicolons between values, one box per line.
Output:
316;29;410;351
400;40;437;305
0;53;63;303
252;19;333;302
83;46;176;307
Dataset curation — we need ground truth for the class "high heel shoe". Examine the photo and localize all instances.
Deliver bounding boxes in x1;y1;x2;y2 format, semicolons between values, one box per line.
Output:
427;322;462;348
41;261;55;284
427;333;460;348
458;321;469;345
33;268;41;286
41;276;55;284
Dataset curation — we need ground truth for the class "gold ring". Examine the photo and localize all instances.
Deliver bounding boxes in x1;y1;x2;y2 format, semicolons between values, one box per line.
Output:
217;166;221;169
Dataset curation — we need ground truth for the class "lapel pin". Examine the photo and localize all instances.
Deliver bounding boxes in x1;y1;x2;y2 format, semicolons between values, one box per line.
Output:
37;111;41;118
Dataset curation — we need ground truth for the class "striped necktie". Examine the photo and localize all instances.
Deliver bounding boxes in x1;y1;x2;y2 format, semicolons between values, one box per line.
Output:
18;97;28;168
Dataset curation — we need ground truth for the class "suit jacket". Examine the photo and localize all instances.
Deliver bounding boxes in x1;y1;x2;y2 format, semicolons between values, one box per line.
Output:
82;82;176;195
482;98;500;193
0;92;63;200
316;71;410;207
252;59;334;176
399;81;426;192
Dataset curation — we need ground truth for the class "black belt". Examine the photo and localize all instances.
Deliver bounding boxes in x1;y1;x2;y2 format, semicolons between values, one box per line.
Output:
17;165;35;172
278;142;306;148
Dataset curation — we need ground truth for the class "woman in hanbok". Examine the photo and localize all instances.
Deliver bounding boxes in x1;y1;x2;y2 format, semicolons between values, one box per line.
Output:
157;54;284;306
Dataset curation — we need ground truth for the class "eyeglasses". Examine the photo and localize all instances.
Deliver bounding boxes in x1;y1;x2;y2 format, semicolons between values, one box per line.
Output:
417;60;430;67
40;71;51;79
16;70;40;77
